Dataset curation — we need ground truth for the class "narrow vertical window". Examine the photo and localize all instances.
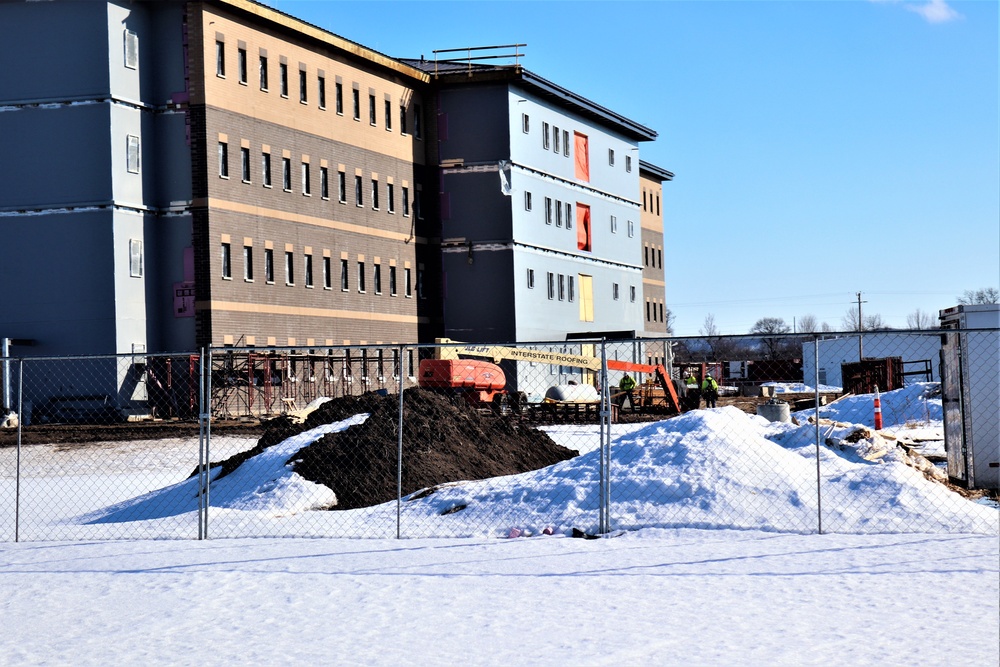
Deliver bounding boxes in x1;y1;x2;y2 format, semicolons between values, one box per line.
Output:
244;245;253;281
414;190;423;220
282;157;291;191
264;248;274;282
562;130;570;157
323;256;331;289
413;104;422;138
318;75;326;108
241;147;250;182
259;55;268;90
357;261;366;292
389;266;397;295
609;148;615;166
544;197;552;224
126;135;140;174
522;113;530;133
526;268;535;289
576;203;591;251
338;170;346;203
568;275;575;302
129;239;143;277
218;142;228;177
371;179;379;209
304;254;313;287
262;152;271;187
555;199;562;227
221;242;232;278
630;285;636;302
352;88;360;120
369;94;376;125
553;126;560;153
613;283;620;300
416;266;425;299
404;268;412;297
610;215;617;234
285;251;294;285
374;264;382;294
299;69;307;103
387;183;395;213
302;162;310;195
402;186;410;216
558;274;566;301
385;99;392;130
524;191;532;211
627;219;635;237
320;166;329;199
542;122;550;149
355;175;363;206
124;29;138;70
565;202;572;229
547;272;555;300
400;104;407;134
237;48;247;84
279;62;288;96
216;41;225;77
340;258;349;290
335;82;343;113
625;155;632;173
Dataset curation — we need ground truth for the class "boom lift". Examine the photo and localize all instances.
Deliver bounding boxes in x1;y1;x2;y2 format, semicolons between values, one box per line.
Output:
420;339;684;416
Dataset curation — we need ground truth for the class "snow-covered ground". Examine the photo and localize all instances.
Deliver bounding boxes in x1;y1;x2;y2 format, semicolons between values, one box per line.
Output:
1;384;997;665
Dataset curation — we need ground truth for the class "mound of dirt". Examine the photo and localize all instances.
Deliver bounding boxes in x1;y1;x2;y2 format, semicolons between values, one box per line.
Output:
214;388;579;510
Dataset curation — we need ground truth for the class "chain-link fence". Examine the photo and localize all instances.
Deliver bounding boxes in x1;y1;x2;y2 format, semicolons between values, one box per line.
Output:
2;331;997;542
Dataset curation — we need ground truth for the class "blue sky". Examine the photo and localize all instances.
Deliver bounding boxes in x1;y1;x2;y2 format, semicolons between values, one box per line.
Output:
266;0;998;335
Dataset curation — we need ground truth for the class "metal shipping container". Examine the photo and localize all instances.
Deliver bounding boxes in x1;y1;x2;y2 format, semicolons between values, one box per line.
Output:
939;304;1000;491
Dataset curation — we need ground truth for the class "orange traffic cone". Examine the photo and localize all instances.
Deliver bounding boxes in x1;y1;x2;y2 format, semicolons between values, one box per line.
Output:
873;385;883;430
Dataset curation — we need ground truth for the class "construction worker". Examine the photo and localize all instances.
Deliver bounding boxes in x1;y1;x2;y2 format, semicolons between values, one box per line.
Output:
701;373;719;408
619;374;637;413
684;372;700;411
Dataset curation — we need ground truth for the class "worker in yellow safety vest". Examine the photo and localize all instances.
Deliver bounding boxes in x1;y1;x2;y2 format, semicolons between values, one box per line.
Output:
619;374;637;413
701;374;719;408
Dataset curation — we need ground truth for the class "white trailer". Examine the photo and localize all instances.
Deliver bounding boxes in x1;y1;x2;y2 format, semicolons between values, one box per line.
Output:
939;304;999;491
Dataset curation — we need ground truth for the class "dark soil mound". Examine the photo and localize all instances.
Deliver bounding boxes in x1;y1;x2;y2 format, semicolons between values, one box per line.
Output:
213;388;578;510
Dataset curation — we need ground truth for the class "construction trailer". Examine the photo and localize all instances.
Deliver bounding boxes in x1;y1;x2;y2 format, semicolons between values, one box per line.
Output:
939;304;999;491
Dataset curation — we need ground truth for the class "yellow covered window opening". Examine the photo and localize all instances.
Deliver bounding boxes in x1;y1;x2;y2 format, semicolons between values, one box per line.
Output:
578;274;594;322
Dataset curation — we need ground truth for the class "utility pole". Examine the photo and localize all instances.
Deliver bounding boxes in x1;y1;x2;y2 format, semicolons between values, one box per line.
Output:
856;292;867;360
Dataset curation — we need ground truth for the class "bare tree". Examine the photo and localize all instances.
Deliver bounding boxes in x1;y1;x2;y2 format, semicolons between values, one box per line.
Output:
957;287;1000;305
797;314;819;333
821;322;834;333
665;307;675;335
700;314;719;338
906;308;935;330
842;308;888;331
749;317;792;359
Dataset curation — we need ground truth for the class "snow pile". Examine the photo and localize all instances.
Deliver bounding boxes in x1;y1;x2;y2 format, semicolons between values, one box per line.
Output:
793;382;941;428
80;414;366;523
402;407;995;535
764;381;842;393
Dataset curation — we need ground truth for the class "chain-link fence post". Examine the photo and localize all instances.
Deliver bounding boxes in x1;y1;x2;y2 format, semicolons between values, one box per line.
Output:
396;344;405;540
197;348;209;540
14;358;23;543
599;339;611;534
813;337;823;534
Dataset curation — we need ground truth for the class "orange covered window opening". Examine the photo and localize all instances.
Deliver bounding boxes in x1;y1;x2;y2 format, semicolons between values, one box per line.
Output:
576;203;591;251
574;132;589;182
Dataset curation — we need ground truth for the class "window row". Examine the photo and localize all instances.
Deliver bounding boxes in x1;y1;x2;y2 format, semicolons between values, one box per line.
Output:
526;268;635;304
215;38;421;137
220;242;422;299
644;244;663;269
522;114;631;175
646;300;667;323
540;196;574;230
642;188;661;216
217;141;421;218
